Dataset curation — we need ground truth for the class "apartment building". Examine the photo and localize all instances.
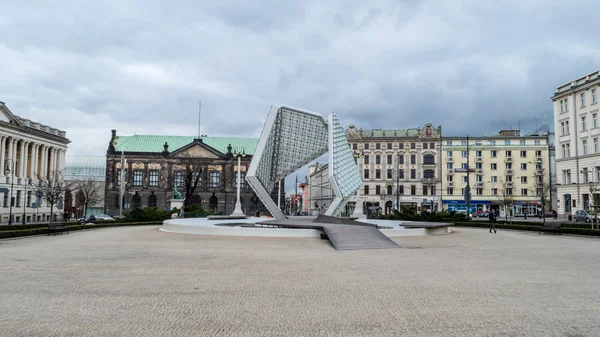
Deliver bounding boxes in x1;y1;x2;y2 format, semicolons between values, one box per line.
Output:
345;123;442;214
553;70;600;217
441;130;550;217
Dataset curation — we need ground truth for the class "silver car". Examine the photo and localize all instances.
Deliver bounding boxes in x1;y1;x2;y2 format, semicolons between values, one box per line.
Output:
574;210;600;223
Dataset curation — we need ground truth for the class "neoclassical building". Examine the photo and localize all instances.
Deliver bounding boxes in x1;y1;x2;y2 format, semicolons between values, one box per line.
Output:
0;102;69;224
345;123;443;214
105;130;282;216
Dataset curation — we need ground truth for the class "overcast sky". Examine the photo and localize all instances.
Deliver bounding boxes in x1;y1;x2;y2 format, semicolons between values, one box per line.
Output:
2;0;599;194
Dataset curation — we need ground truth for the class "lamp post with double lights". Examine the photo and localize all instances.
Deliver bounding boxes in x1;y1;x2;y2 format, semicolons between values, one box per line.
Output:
4;159;15;225
231;147;246;216
352;149;365;217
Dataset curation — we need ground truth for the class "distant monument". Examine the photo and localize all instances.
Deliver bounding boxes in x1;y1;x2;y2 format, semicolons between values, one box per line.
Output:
170;187;185;210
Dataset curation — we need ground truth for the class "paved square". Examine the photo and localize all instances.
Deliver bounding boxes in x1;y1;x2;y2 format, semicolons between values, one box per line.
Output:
1;226;599;337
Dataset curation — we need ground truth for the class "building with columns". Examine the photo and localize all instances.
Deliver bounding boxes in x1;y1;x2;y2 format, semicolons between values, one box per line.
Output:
345;124;443;214
0;102;69;224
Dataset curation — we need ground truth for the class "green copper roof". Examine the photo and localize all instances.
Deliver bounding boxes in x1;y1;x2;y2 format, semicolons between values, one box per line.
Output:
360;129;420;138
113;135;258;154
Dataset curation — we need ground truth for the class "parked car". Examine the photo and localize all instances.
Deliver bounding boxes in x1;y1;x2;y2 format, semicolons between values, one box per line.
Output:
574;210;600;223
80;214;115;223
456;210;472;218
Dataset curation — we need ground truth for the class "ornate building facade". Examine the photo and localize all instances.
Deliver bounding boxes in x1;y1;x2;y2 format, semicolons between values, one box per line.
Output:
105;130;282;216
0;102;69;223
345;124;443;214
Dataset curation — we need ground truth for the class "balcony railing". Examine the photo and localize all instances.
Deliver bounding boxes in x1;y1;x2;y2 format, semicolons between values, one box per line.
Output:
505;157;513;163
475;157;483;163
536;169;542;175
421;178;439;185
506;169;513;175
447;181;454;187
476;182;484;187
535;156;543;163
476;169;483;175
447;169;454;175
446;157;454;163
506;182;513;188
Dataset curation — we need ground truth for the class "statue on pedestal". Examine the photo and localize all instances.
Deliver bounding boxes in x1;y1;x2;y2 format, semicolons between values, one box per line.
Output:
173;187;183;200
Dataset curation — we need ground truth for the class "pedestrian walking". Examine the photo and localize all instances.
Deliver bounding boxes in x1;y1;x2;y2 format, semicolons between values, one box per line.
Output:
489;211;497;234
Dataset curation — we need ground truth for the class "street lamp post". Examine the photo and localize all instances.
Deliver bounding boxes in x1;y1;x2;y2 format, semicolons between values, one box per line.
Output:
352;150;364;216
23;178;31;224
231;147;245;216
295;174;299;215
4;159;15;225
465;136;471;216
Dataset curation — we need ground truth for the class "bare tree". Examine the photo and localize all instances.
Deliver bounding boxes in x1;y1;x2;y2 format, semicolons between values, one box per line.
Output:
35;170;66;223
178;154;203;207
530;172;555;213
587;178;600;230
68;176;104;217
496;177;516;222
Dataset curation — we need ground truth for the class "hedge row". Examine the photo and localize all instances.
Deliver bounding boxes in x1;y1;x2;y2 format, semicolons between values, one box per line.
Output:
0;221;164;239
453;222;600;236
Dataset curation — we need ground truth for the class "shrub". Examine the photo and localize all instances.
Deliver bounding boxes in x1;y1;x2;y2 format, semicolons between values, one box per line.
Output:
379;208;468;222
180;204;212;218
123;207;175;222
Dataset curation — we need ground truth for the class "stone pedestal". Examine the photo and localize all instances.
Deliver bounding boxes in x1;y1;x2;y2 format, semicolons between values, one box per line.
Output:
170;199;185;210
352;196;366;219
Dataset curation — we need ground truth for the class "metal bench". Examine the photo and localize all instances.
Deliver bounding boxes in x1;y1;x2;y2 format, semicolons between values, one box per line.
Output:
538;223;561;235
47;223;69;236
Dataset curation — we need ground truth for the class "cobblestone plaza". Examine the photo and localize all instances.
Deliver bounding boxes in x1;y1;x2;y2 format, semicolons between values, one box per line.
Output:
1;227;600;336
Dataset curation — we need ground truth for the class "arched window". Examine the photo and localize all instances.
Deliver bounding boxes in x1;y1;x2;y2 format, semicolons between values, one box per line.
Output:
424;169;435;178
387;185;393;195
132;192;141;209
423;154;435;165
148;192;157;207
209;193;218;212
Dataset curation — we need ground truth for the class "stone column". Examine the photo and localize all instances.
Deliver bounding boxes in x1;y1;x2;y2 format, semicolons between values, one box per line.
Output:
19;141;26;178
0;136;6;171
31;144;37;178
40;145;46;178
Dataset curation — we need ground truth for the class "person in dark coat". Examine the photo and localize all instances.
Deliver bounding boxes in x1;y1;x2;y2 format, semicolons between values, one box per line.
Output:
488;211;497;234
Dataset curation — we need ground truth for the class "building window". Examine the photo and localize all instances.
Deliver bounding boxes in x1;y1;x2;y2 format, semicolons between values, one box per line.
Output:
423;186;428;195
476;150;482;158
410;155;416;165
461;151;467;158
148;193;157;207
375;185;381;195
491;163;497;170
596;167;600;182
593;89;598;104
411;143;416;149
430;143;435;149
520;150;526;158
424;169;435;178
489;140;496;146
491;176;497;183
581;92;586;107
521;176;528;184
387;169;393;179
364;156;369;165
364;169;370;179
534;140;541;145
475;163;482;169
594;138;599;153
461;140;467;145
447;163;453;169
387;154;392;164
491;150;497;158
583;168;589;183
423;143;428;149
446;141;453;146
352;143;357;150
504;140;510;145
476;188;483;195
399;143;404;149
4;193;8;207
236;172;246;188
149;170;159;187
582;116;587;131
27;191;31;207
423;154;435;165
16;191;21;207
506;163;513;170
375;169;381;179
507;188;513;196
447;151;453;157
116;168;127;186
461;188;465;195
563;169;571;184
364;185;369;195
375;143;381;150
583;140;588;155
521;189;528;196
447;175;453;182
208;171;220;188
410;185;416;195
387;143;392;149
446;188;453;195
594;113;599;128
461;163;468;170
399;170;405;179
399;185;404;194
521;163;527;170
399;155;404;165
491;188;497;195
364;143;369;150
410;169;416;179
506;150;512;157
519;140;525;145
375;155;381;165
133;170;143;186
462;176;468;183
174;171;185;187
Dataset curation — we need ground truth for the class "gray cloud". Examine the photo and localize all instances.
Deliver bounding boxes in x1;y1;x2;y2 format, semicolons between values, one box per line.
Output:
1;0;599;193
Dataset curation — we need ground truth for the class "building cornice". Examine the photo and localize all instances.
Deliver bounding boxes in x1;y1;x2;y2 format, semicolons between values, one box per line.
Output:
0;121;70;144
